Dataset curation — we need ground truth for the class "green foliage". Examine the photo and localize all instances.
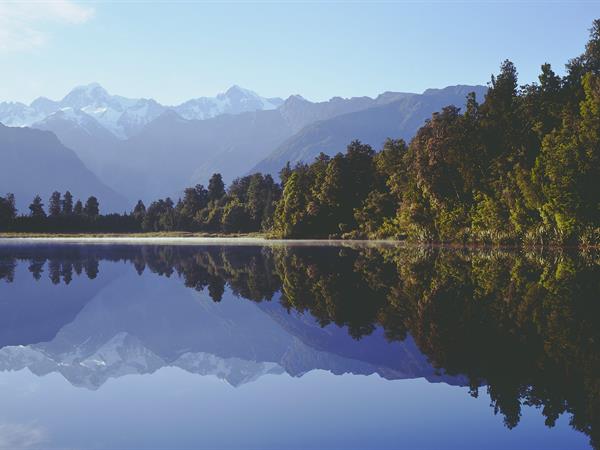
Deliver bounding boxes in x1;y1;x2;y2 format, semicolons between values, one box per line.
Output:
0;193;16;229
73;200;83;216
132;200;146;223
83;196;100;218
273;141;380;238
271;20;600;245
29;195;46;219
274;169;312;238
221;200;250;233
471;192;509;243
48;191;61;218
143;198;175;231
177;184;208;230
207;173;226;202
62;191;74;216
4;20;600;245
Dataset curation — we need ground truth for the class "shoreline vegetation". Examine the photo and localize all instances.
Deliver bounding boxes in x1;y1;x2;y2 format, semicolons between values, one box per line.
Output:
2;21;600;247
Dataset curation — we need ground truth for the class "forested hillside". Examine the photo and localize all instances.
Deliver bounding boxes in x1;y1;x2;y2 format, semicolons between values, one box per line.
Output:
273;20;600;245
2;19;600;246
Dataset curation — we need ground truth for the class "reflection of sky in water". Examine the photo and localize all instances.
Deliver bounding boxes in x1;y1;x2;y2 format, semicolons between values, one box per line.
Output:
0;368;588;450
0;244;594;449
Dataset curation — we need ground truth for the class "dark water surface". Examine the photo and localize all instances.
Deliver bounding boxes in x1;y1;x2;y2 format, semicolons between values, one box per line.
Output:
0;240;597;450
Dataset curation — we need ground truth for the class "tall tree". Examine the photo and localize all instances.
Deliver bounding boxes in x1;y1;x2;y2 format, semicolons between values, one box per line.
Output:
207;173;226;202
0;193;16;228
62;191;74;215
84;196;100;218
178;184;208;229
48;191;62;218
133;200;146;222
29;195;46;218
73;200;83;216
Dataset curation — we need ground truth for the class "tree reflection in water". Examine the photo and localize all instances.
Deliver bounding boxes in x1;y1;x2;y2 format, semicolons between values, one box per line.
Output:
0;244;598;448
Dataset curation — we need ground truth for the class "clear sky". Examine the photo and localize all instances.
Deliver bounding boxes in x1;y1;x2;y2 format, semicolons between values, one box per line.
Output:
0;0;598;104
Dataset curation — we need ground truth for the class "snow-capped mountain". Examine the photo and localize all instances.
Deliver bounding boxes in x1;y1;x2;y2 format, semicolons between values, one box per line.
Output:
0;334;287;390
39;107;105;134
0;101;47;127
0;83;284;139
174;85;283;120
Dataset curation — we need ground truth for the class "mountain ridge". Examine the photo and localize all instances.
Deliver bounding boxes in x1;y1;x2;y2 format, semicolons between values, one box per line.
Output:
252;84;488;176
0;123;128;213
1;83;487;208
0;83;285;139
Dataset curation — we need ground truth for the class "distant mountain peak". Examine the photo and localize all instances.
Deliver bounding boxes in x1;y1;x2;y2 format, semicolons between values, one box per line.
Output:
0;83;285;138
283;94;308;105
30;96;57;108
72;81;105;92
220;85;261;101
61;82;113;110
225;84;251;95
68;82;108;96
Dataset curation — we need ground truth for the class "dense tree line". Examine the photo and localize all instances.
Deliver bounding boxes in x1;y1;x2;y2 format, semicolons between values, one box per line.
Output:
273;20;600;245
1;20;600;244
0;173;280;234
0;190;138;233
139;172;280;233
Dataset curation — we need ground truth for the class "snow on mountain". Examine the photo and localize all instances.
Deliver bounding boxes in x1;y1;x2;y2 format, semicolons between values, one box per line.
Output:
172;85;283;120
0;83;284;139
32;107;119;145
0;333;286;390
0;102;47;127
58;83;166;138
60;82;117;110
30;96;59;115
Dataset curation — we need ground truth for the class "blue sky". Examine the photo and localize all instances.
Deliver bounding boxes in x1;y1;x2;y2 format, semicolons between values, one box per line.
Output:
0;1;597;104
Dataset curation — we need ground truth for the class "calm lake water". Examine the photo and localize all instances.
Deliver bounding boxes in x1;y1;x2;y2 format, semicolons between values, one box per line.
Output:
0;240;597;450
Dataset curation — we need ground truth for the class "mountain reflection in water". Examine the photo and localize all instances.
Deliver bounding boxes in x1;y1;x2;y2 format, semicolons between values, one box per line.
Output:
0;242;598;449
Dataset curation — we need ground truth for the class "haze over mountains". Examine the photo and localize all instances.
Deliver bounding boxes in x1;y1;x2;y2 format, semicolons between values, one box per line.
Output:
0;82;486;212
0;83;284;139
0;124;127;212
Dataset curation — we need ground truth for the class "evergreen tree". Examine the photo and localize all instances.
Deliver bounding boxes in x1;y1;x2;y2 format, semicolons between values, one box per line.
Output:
207;173;226;202
0;193;16;228
29;195;46;218
279;162;293;187
274;168;312;238
178;184;208;229
133;200;146;222
84;196;100;218
222;200;251;232
48;191;62;218
73;200;83;216
62;191;74;215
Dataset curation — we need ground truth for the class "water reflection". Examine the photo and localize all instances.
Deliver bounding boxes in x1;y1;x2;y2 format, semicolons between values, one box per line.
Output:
0;243;598;449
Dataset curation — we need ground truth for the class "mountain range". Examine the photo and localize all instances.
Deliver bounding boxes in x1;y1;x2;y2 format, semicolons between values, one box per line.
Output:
0;83;487;212
0;83;283;139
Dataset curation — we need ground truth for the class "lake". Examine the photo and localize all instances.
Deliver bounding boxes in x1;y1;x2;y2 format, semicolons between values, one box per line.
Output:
0;240;597;450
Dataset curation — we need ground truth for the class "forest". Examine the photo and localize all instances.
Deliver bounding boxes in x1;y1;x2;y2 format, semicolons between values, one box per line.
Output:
1;19;600;245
